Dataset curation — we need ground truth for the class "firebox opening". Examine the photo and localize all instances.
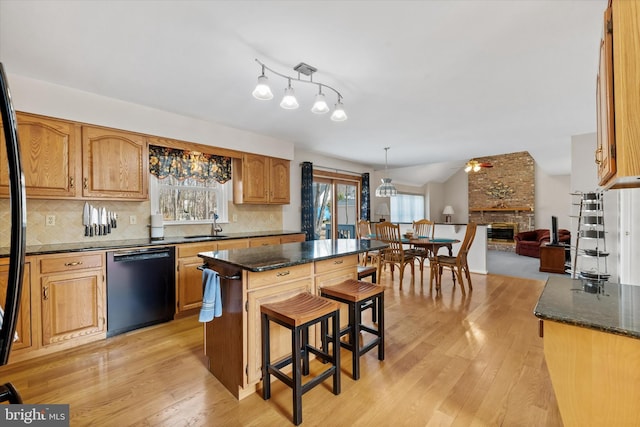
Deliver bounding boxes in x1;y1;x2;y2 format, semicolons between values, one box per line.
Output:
487;222;518;243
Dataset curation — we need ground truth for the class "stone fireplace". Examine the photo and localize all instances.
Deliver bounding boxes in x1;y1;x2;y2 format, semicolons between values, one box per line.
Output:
468;151;535;251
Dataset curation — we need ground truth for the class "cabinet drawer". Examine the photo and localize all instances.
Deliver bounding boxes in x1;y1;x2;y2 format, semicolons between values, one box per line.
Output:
39;253;103;274
247;263;312;290
314;255;358;275
249;236;281;247
280;234;305;244
217;239;249;250
178;242;218;259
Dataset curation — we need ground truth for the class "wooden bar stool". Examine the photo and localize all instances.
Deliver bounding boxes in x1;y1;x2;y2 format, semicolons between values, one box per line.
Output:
357;264;379;321
261;293;341;426
320;279;385;380
357;265;377;283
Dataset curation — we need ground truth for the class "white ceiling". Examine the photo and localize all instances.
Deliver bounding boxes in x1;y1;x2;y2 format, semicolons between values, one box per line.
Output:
0;0;606;185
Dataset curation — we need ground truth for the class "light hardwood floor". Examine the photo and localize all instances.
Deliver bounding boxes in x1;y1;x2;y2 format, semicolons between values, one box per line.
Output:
0;269;562;426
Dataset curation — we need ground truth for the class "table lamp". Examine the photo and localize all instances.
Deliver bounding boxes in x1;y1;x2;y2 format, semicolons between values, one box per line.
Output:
443;205;454;223
376;203;390;222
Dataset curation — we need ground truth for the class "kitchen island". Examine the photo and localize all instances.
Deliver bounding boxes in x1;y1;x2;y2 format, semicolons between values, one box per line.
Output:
198;239;387;399
534;276;640;426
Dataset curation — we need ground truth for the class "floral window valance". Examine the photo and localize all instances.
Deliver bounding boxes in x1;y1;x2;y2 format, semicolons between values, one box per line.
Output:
149;145;232;184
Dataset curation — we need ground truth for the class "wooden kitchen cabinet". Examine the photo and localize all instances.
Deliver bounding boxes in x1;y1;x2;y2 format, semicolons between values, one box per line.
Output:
280;233;306;244
0;112;80;198
268;157;290;204
314;255;358;330
245;272;313;384
596;0;640;189
176;241;218;314
38;252;106;346
248;236;282;247
0;257;33;356
233;154;290;204
176;239;251;315
203;252;358;399
82;125;149;199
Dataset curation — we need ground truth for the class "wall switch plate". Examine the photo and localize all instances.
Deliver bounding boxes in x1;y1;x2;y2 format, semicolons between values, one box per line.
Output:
46;215;55;226
232;214;238;222
129;215;137;225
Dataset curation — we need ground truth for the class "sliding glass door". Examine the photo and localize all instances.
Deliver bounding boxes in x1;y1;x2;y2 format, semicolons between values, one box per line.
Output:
313;174;360;240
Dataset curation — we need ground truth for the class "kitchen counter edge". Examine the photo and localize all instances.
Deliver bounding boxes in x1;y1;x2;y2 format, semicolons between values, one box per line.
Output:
0;230;305;257
534;275;640;340
198;239;388;272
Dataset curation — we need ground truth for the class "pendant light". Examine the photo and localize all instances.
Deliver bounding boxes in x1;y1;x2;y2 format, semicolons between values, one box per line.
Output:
311;84;330;114
252;65;273;100
330;97;347;121
375;147;398;197
280;78;299;109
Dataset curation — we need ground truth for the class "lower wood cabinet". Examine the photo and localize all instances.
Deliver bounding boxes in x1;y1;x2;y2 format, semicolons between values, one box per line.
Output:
177;242;218;314
279;233;306;244
0;257;33;357
38;252;106;347
246;275;313;384
203;253;356;399
314;255;358;330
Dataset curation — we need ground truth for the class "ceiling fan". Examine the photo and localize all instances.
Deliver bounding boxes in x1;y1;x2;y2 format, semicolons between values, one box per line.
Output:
464;160;493;173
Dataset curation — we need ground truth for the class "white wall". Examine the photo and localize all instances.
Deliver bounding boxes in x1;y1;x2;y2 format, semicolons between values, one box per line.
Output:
441;169;469;224
571;132;619;283
8;74;294;160
534;169;571;231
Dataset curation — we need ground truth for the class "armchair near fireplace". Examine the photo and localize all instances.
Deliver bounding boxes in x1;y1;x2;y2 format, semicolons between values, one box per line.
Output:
515;229;571;258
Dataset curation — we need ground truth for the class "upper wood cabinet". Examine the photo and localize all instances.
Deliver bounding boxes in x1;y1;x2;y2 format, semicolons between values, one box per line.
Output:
233;154;290;204
597;0;640;189
0;112;80;198
82;125;148;200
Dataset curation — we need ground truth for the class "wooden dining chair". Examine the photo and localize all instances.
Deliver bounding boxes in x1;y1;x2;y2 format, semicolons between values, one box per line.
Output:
432;222;477;293
375;221;414;289
412;219;434;239
356;219;376;266
406;219;435;283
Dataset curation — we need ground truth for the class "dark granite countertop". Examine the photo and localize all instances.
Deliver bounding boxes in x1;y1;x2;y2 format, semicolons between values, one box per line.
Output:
534;275;640;340
198;239;388;272
0;230;304;257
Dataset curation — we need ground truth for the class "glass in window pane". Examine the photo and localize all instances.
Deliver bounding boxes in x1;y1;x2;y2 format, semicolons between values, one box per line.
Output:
336;183;357;239
391;194;425;223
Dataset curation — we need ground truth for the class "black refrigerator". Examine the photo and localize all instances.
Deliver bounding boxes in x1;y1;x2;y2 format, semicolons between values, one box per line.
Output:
0;62;27;404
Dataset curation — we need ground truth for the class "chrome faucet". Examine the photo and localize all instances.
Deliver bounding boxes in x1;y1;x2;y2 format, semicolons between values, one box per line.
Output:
209;210;223;236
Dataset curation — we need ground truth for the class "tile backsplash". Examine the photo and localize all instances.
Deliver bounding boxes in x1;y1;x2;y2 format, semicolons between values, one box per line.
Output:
0;199;283;247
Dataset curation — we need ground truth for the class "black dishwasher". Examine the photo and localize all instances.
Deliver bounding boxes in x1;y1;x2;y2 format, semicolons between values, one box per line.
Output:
106;247;176;337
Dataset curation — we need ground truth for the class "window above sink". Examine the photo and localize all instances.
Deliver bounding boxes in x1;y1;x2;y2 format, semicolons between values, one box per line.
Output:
149;146;232;225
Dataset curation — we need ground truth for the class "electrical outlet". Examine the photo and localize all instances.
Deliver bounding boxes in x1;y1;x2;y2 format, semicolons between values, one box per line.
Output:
129;215;137;225
46;215;56;226
269;214;274;221
232;214;238;222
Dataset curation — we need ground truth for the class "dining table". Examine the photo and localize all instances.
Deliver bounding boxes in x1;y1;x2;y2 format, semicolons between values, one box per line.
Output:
406;237;460;256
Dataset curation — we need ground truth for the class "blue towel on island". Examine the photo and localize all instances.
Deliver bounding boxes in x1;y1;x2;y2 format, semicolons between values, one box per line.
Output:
199;269;222;322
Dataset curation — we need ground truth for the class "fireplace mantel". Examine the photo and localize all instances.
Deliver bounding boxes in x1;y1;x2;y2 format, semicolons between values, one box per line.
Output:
469;206;533;213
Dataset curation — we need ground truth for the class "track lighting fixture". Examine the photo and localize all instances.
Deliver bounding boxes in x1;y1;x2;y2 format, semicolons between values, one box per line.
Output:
252;58;347;121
